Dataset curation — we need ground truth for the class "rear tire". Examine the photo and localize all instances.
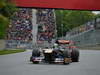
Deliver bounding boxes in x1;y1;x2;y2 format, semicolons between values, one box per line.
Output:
71;49;79;62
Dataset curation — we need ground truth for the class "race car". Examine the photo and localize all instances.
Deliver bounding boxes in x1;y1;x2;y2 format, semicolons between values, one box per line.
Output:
30;40;79;65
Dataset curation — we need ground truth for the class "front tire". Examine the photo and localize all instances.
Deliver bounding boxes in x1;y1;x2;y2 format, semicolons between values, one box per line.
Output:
63;50;71;65
32;50;40;57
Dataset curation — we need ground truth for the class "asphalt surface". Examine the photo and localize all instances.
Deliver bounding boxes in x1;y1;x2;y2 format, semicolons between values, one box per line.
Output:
0;50;100;75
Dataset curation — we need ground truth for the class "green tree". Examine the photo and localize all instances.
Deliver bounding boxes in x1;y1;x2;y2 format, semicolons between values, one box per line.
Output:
0;0;17;39
0;15;9;39
95;14;100;18
55;10;95;37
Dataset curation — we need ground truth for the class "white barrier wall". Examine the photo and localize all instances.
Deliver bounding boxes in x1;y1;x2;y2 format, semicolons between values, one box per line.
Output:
0;40;5;50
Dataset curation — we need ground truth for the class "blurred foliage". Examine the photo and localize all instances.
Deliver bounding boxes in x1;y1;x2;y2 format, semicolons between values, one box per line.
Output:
55;10;96;37
95;14;100;18
0;14;9;39
0;0;17;39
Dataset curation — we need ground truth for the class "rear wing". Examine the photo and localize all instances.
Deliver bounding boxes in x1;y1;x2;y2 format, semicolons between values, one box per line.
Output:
56;40;70;44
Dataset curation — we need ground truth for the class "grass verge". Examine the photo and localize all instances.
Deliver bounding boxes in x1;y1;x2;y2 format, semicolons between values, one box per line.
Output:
0;49;26;55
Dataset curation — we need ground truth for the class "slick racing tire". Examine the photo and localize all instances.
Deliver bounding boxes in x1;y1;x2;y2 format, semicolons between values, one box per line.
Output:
32;50;40;57
63;50;71;65
71;49;79;62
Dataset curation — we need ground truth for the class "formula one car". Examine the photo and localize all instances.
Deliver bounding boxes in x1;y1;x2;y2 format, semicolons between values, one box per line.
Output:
30;40;79;65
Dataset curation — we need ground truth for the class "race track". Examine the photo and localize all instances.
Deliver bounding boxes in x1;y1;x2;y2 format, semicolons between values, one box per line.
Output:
0;50;100;75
